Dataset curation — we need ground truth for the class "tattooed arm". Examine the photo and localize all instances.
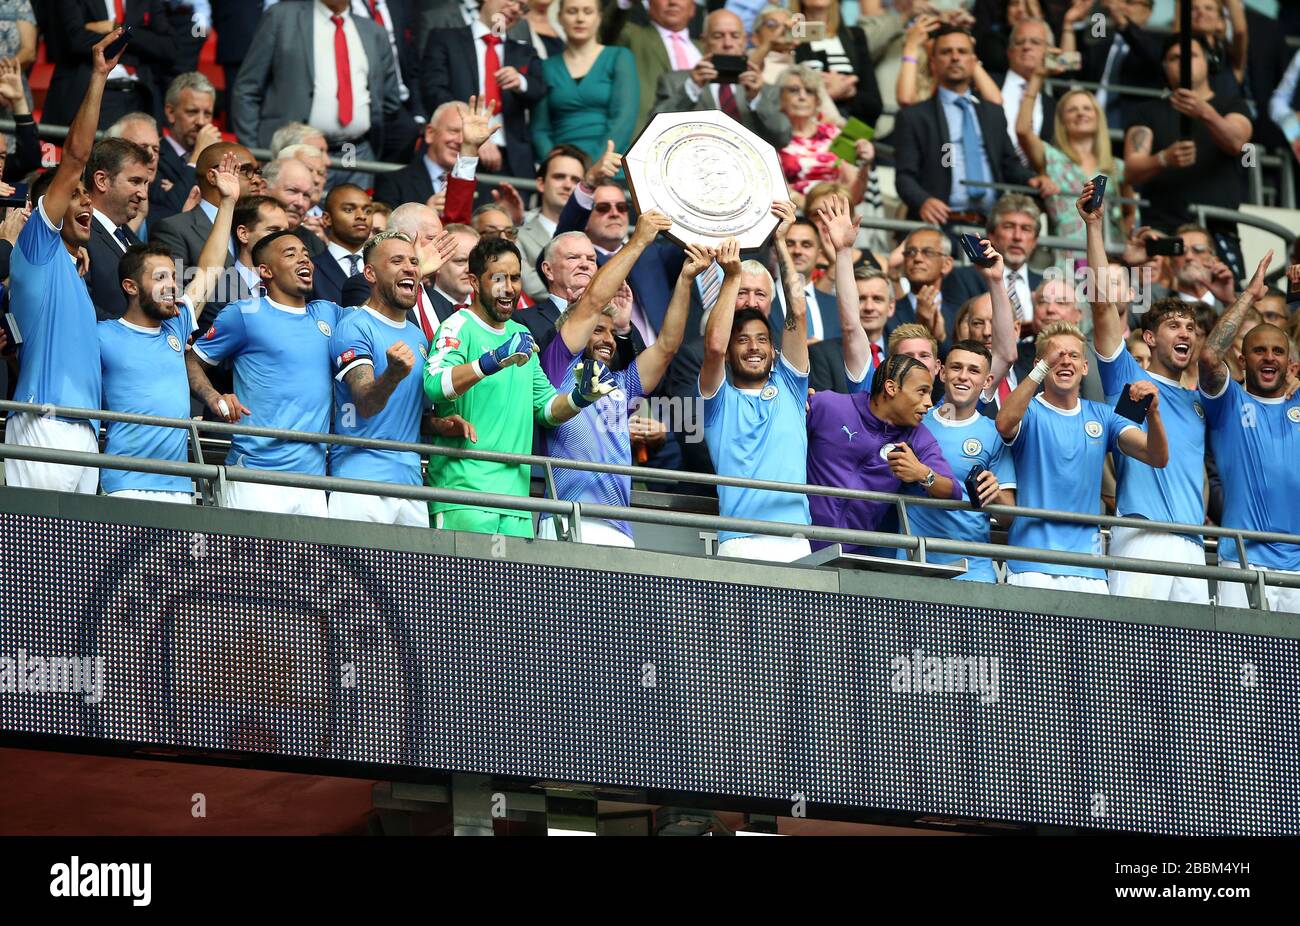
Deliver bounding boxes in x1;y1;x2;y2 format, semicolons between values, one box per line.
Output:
1199;250;1273;395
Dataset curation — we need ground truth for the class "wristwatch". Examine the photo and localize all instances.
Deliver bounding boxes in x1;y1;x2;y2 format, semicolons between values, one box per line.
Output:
921;470;936;489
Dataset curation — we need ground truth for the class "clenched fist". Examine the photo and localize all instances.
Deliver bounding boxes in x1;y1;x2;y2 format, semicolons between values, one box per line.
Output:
386;341;415;378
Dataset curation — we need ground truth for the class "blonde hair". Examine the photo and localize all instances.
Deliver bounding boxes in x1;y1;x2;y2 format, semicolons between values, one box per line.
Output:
788;0;839;35
1053;89;1117;177
1035;321;1087;357
888;322;938;357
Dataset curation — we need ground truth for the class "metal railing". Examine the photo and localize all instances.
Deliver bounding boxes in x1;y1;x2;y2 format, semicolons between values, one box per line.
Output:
2;399;1298;610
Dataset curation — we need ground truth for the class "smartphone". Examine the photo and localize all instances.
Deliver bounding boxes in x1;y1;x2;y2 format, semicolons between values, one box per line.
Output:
1145;237;1185;258
711;54;747;84
1115;383;1154;424
104;26;132;61
0;182;27;209
965;465;987;509
796;21;826;42
1087;174;1107;213
1045;50;1082;71
960;233;996;268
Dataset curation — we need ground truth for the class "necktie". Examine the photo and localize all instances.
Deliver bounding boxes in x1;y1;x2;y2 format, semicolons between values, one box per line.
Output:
956;97;989;203
669;32;691;70
345;254;361;276
114;225;134;252
114;0;125;22
697;261;722;312
483;35;502;113
870;341;882;368
997;377;1011;403
368;0;385;27
718;84;739;119
416;289;435;341
1005;271;1028;321
332;15;354;127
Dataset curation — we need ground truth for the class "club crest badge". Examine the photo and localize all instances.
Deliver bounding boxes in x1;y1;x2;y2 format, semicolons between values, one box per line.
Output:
317;320;332;337
1194;402;1205;419
760;384;778;401
1288;407;1300;424
166;335;182;352
962;437;982;457
1085;420;1103;439
880;442;897;461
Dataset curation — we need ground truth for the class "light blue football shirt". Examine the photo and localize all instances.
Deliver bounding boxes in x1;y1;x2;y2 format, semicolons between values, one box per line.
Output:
1096;342;1206;537
96;300;196;494
330;306;430;486
907;407;1016;583
10;197;101;427
192;295;345;475
702;355;811;543
1005;395;1135;578
1202;378;1300;570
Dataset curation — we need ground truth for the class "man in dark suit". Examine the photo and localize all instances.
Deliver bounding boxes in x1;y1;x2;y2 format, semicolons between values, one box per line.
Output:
995;18;1058;164
149;72;220;225
85;138;152;320
354;0;427;162
311;183;373;304
212;0;264;102
807;264;894;394
1074;0;1162;129
887;227;954;345
892;26;1050;226
372;99;483;225
151;143;257;271
420;0;546;181
648;9;791;149
44;0;174;129
771;218;841;342
232;0;401;179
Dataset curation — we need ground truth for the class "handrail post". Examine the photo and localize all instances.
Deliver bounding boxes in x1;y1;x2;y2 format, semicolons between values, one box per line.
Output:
570;502;583;544
895;498;916;560
187;420;215;506
214;466;229;508
543;461;568;540
1237;532;1268;611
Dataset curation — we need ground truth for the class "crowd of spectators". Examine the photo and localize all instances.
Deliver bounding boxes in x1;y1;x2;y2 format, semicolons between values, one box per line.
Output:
2;1;1300;610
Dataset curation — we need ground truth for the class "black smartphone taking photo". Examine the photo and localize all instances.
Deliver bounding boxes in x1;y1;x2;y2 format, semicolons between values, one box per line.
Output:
1144;237;1185;258
104;27;133;61
711;54;747;84
1088;174;1107;213
959;233;996;268
965;465;988;509
1115;383;1154;424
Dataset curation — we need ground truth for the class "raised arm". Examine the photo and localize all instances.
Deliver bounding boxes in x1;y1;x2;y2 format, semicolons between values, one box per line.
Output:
636;243;713;393
699;237;746;397
1199;249;1273;395
559;210;672;355
184;153;240;315
976;238;1018;389
771;200;809;374
815;194;869;381
1076;180;1123;358
46;30;125;223
997;349;1060;441
1115;381;1168;466
894;14;936;108
1015;71;1049;173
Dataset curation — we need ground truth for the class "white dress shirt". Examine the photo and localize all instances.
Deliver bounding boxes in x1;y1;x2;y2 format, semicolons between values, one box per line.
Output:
328;241;364;277
804;280;825;341
93;209;128;252
308;0;371;141
1001;70;1041;165
470;19;528;149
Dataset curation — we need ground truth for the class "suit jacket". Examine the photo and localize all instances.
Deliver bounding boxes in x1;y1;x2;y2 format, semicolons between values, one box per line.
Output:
661;336;715;477
149;141;196;227
370;0;425;120
892;92;1034;219
212;0;265;66
232;3;401;155
149;203;237;272
370;154;476;222
808;337;851;394
311;248;358;305
601;0;703;132
771;287;842;343
649;72;792;149
44;0;172;127
420;25;546;179
86;219;141;321
516;212;555;301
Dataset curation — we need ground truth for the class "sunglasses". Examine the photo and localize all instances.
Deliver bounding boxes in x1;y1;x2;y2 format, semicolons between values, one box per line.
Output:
594;201;629;215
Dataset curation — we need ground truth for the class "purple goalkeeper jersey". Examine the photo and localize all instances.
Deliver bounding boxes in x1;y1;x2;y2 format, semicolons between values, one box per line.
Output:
806;391;959;549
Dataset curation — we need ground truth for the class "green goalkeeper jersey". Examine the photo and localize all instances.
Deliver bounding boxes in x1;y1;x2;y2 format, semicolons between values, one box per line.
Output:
423;307;559;517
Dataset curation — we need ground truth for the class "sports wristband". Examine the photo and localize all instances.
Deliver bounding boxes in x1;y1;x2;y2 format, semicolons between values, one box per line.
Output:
1028;359;1050;384
902;54;918;64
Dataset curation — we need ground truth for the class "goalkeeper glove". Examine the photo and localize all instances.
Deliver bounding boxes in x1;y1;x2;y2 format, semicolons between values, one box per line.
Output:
478;330;536;377
570;355;618;408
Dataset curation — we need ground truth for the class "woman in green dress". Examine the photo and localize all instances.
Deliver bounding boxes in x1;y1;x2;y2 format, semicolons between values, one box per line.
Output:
531;0;639;164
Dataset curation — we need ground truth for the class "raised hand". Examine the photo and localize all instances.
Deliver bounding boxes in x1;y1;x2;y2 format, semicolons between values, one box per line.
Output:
94;28;127;76
631;208;673;244
1244;249;1274;302
212;151;242;202
586;140;622;186
0;58;24;108
815;194;857;251
609;282;633;330
716;237;742;277
416;229;458;279
771;199;797;238
492;182;525;226
915;283;944;342
1208;258;1236;304
681;243;715;280
1122;226;1160;267
571;355;618;408
0;204;29;246
460;95;497;154
479;330;536;376
974;237;1004;281
690;57;718;88
1076;179;1102;222
385;341;415;379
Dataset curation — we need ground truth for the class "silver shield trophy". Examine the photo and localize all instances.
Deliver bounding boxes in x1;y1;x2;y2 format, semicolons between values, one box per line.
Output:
623;111;787;249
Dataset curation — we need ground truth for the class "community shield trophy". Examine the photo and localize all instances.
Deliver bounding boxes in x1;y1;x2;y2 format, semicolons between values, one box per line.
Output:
622;110;786;250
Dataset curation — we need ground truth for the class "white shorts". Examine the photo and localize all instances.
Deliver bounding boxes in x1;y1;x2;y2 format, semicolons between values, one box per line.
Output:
107;489;193;505
1006;571;1110;595
2;412;98;494
328;490;429;527
1216;559;1300;614
223;481;328;517
537;517;636;548
717;535;813;563
1108;526;1209;604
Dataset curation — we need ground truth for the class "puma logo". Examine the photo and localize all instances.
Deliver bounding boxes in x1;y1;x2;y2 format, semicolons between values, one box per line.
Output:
842;425;858;441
